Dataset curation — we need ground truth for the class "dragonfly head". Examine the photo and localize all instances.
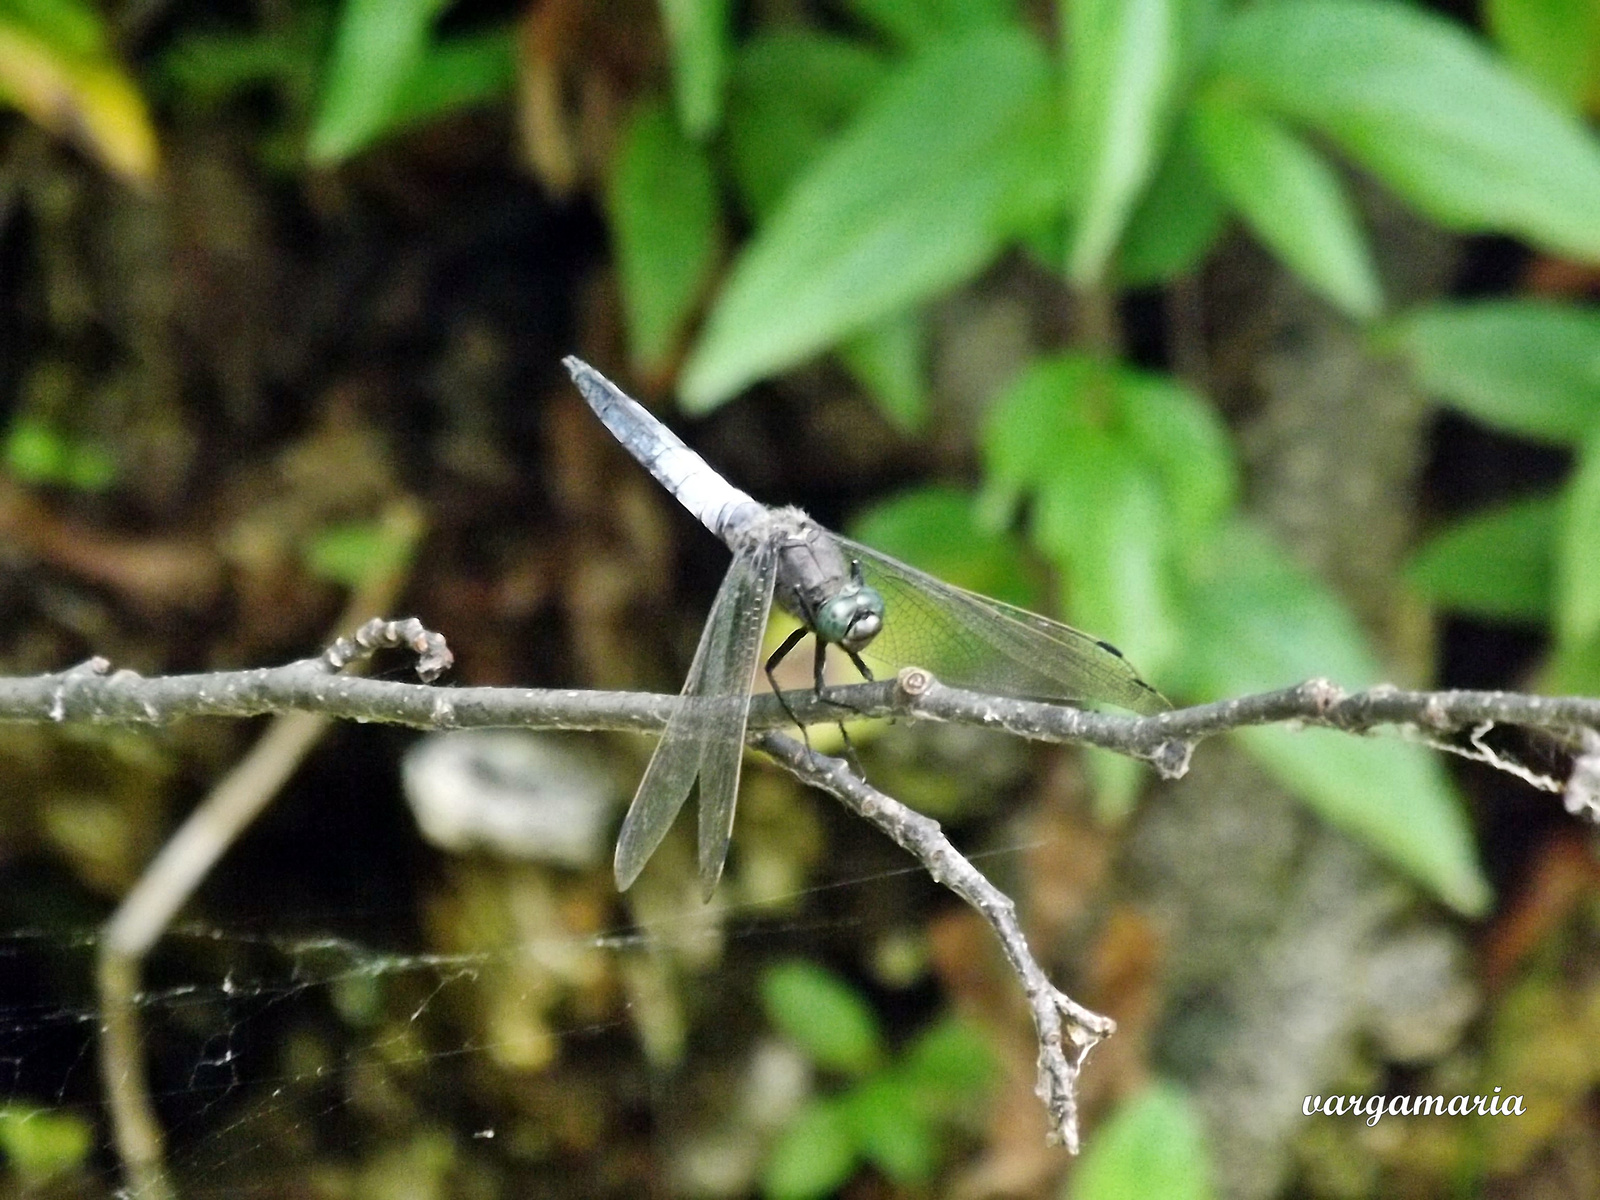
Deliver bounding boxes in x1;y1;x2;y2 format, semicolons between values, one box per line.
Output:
815;561;885;653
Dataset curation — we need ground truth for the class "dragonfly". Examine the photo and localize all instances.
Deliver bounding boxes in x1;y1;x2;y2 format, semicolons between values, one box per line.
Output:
564;357;1168;899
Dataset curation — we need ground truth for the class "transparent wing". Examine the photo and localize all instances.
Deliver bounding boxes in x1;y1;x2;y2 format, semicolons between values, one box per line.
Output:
613;539;779;897
836;537;1168;715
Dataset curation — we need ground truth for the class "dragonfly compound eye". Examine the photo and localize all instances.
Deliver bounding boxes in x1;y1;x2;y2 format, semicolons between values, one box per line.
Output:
818;584;885;651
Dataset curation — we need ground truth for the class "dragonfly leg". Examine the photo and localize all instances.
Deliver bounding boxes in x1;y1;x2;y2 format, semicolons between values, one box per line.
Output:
813;642;867;779
765;625;811;749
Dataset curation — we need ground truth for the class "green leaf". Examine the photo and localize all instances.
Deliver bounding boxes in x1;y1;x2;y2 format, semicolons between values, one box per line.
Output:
0;1104;93;1183
385;29;516;135
1064;0;1182;284
659;0;728;138
308;0;448;162
1406;494;1558;622
1174;518;1490;915
0;5;158;184
681;26;1058;410
1486;0;1600;111
851;486;1036;607
1212;0;1600;261
842;0;1017;52
1116;126;1227;285
763;1099;858;1200
1389;300;1600;445
1036;442;1176;684
899;1016;997;1106
2;0;105;56
838;310;927;431
1557;426;1600;650
1190;88;1381;319
760;961;884;1075
844;1077;936;1184
1070;1082;1212;1200
725;31;888;221
1114;370;1237;544
304;520;417;588
609;101;720;374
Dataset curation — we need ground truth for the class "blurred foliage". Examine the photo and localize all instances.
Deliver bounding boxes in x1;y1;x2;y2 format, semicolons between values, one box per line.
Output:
759;961;996;1199
0;1103;93;1184
0;0;157;182
1068;1083;1214;1200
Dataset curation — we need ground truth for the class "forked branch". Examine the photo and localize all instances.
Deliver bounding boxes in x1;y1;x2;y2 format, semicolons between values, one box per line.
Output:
15;620;1597;1193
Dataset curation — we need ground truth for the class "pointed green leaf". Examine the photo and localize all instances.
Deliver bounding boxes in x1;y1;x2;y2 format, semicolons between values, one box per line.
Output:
1213;0;1600;260
1389;300;1600;445
1485;0;1600;111
1065;0;1182;284
681;26;1058;410
659;0;729;138
308;0;447;162
838;310;928;431
850;486;1036;608
609;101;720;374
725;32;888;221
1557;426;1600;650
842;0;1017;52
1114;370;1238;543
1071;1083;1212;1200
1406;494;1558;622
844;1078;935;1184
386;29;515;135
1116;126;1227;285
1175;518;1490;915
1191;88;1381;319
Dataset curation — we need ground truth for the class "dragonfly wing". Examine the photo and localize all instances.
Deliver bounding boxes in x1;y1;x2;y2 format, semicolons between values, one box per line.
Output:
612;540;778;895
836;537;1168;715
694;538;778;899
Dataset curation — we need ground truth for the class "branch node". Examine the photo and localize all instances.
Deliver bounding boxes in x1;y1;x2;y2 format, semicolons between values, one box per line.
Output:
1566;729;1600;822
323;617;454;682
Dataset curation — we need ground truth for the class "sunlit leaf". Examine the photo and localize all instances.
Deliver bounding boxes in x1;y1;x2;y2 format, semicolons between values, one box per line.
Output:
1406;494;1557;622
899;1017;997;1104
681;26;1058;410
837;310;927;431
0;11;158;185
305;520;417;588
609;101;720;374
851;485;1036;607
763;1099;857;1200
1174;517;1491;915
1070;1083;1213;1200
1116;126;1227;285
845;1078;935;1184
1064;0;1182;284
1213;0;1600;261
761;961;883;1075
841;0;1016;51
725;31;888;221
1485;0;1600;111
307;0;448;162
1190;88;1381;319
1389;300;1600;445
1114;369;1238;544
0;1104;93;1183
386;29;516;135
659;0;729;138
1557;426;1600;650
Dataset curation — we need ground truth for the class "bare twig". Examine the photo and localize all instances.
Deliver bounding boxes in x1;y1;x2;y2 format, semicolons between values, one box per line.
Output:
43;618;1600;1194
757;730;1114;1152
